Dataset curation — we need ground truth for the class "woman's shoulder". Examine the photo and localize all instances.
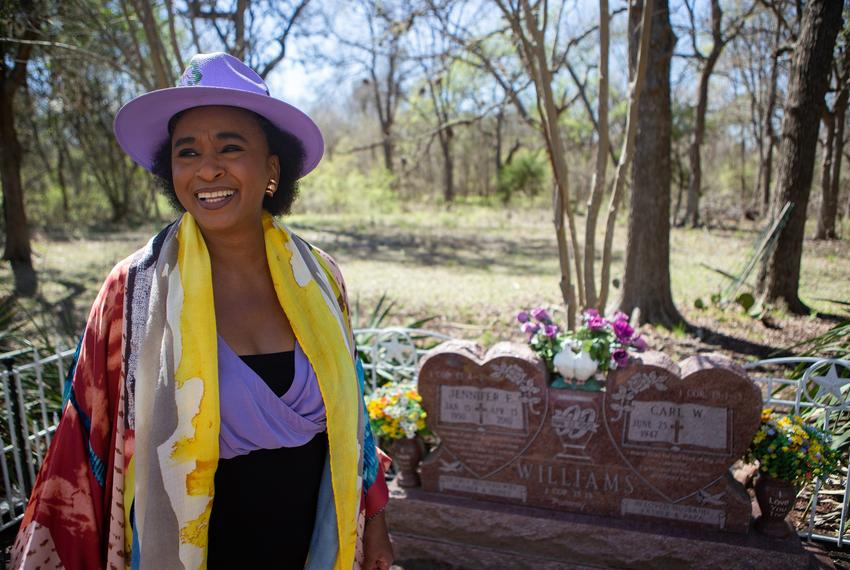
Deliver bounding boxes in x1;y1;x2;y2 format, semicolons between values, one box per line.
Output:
288;233;350;313
287;230;346;287
95;222;177;308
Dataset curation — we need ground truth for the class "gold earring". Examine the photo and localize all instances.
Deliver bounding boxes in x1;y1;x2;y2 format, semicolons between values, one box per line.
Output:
265;178;277;198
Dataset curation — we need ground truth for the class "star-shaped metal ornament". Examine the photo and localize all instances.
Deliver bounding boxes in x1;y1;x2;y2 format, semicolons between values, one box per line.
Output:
380;337;415;364
812;365;850;403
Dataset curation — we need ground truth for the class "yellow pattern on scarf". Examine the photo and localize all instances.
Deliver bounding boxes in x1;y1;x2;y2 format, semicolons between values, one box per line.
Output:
261;213;359;569
174;214;220;567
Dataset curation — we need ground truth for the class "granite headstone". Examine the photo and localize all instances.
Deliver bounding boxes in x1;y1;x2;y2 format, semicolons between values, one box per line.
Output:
418;341;762;533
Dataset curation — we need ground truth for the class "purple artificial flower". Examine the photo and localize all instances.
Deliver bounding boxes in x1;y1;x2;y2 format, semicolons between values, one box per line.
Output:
612;348;630;368
631;334;648;351
531;307;552;323
521;322;540;335
543;324;559;338
612;319;634;342
612;311;629;323
516;310;530;323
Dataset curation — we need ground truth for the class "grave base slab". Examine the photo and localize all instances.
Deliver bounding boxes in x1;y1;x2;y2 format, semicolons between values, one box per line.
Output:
387;482;825;570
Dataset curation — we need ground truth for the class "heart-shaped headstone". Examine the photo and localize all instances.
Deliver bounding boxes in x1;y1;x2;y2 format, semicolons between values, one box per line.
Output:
602;351;762;504
418;340;549;480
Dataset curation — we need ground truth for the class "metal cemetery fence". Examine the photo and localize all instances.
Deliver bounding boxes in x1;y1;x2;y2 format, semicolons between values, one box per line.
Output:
0;333;847;546
0;345;75;532
743;356;850;546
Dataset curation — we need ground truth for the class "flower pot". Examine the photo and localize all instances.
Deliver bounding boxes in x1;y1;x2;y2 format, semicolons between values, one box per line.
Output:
754;474;797;538
388;437;422;488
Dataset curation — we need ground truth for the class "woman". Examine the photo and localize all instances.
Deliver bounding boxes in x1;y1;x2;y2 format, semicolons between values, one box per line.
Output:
13;52;394;570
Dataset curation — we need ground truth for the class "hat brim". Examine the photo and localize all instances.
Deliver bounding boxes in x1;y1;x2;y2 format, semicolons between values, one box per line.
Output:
113;86;324;177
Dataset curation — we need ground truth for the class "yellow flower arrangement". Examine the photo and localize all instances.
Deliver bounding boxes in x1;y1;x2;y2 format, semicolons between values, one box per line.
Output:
746;409;841;486
366;383;428;441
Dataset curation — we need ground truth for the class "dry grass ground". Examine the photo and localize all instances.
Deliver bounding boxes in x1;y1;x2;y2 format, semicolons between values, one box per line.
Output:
1;204;847;362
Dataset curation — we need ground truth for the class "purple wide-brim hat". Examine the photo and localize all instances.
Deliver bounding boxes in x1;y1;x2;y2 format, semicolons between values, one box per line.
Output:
113;52;323;176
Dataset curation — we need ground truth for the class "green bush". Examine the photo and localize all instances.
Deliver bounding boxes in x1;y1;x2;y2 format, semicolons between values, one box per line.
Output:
496;151;546;203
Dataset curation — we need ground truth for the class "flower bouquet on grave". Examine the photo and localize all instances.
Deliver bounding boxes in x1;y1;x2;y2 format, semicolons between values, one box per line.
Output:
517;307;647;391
745;409;841;537
365;382;428;487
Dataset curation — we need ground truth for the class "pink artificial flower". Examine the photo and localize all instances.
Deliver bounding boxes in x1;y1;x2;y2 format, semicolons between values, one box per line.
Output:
613;311;629;323
583;308;600;319
543;324;559;338
521;322;540;335
531;307;552;323
516;310;530;323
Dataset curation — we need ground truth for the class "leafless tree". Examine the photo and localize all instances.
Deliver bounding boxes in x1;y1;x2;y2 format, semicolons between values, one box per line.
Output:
433;0;653;324
186;0;314;78
318;0;424;174
679;0;755;227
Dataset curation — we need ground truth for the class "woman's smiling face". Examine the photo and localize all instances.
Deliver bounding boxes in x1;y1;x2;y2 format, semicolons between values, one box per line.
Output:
170;106;279;235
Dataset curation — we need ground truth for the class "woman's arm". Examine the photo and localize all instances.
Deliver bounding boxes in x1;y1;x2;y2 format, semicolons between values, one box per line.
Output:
363;451;394;569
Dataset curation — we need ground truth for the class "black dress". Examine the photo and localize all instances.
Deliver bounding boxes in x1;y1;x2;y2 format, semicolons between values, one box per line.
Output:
207;351;328;569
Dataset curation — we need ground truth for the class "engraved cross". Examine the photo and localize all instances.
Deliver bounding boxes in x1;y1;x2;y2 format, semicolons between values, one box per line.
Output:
671;418;685;444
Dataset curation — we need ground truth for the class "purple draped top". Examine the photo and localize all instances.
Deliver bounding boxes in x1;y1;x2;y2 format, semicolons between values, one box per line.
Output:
217;336;327;459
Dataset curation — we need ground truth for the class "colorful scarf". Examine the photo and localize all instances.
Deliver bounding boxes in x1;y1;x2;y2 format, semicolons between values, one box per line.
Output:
13;212;381;569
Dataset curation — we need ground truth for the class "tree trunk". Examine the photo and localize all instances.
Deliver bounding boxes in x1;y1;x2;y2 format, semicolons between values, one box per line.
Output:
815;110;836;239
0;2;39;297
757;0;843;313
673;150;685;221
828;94;846;228
441;129;454;203
0;83;37;296
131;0;173;88
815;44;849;240
520;0;583;320
381;124;394;173
597;0;655;311
583;0;610;309
496;0;580;324
495;108;504;173
761;25;782;214
618;0;682;326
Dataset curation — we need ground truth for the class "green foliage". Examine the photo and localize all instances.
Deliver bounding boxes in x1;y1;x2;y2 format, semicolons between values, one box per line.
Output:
736;292;755;312
0;295;23;353
789;316;850;360
496;150;546;203
351;293;437;389
295;155;398;215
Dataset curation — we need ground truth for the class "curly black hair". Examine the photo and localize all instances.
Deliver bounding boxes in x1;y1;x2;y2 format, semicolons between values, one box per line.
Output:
150;109;306;216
